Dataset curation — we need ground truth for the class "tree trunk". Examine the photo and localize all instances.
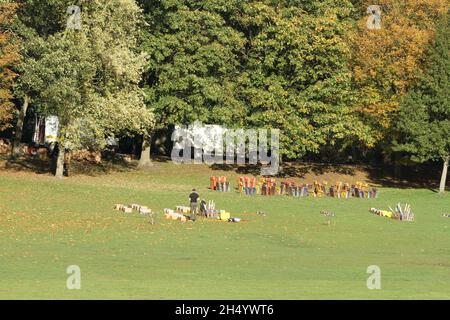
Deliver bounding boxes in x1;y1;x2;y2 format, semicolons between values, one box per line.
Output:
65;151;72;177
393;152;402;180
439;156;449;194
55;144;65;179
11;95;29;157
138;134;152;168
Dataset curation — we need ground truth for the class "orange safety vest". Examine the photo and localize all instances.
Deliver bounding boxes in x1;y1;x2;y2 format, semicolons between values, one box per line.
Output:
244;176;250;187
210;176;217;190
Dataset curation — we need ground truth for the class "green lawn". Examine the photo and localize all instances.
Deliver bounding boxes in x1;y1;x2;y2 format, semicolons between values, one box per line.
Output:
0;161;449;299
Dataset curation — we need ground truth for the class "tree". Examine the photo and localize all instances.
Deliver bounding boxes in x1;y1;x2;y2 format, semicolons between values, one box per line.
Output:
28;0;153;178
234;0;373;159
395;13;450;193
139;0;376;162
0;1;20;132
350;0;449;145
11;0;70;156
11;29;40;157
138;0;246;165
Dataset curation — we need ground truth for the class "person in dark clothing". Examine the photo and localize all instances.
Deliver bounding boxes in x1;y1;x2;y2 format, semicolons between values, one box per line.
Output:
189;189;200;220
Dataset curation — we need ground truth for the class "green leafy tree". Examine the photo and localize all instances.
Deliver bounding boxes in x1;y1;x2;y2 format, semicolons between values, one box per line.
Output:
23;0;153;177
350;0;448;154
235;0;373;159
9;0;70;156
395;13;450;193
138;0;246;164
139;0;374;163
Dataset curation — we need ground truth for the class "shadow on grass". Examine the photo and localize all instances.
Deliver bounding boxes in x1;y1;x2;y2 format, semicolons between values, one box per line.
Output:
70;159;137;176
0;154;137;177
1;154;448;190
1;155;51;174
210;162;357;178
365;164;447;189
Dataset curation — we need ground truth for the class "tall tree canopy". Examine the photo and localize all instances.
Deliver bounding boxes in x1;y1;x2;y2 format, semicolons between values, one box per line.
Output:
235;0;373;159
139;0;246;128
350;0;449;144
139;0;374;160
0;0;447;178
395;12;450;193
0;1;20;131
18;0;153;177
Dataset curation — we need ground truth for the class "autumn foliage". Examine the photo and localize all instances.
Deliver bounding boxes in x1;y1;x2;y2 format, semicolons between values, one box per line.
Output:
0;1;20;130
350;0;449;141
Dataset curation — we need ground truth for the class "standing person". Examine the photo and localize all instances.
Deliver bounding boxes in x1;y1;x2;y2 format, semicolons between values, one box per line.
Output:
189;189;200;220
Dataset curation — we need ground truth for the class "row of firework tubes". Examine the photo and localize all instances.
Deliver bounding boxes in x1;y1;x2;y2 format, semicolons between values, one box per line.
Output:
114;204;152;215
210;176;379;198
114;204;155;224
164;204;237;222
370;203;415;221
113;203;235;223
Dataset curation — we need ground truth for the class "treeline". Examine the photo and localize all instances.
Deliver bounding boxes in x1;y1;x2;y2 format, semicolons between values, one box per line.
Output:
0;0;448;190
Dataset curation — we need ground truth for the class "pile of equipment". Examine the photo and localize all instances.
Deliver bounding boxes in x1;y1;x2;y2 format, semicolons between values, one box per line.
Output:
229;176;378;199
313;181;328;197
238;176;280;196
200;201;231;221
205;209;238;222
320;210;335;217
353;182;378;198
114;204;154;223
260;178;277;196
238;176;257;195
329;182;352;198
114;204;152;215
210;176;231;192
201;200;218;218
320;210;335;226
280;180;309;197
114;204;132;213
130;204;152;215
164;208;187;222
279;180;378;199
175;205;191;214
328;182;379;199
165;201;234;222
369;203;414;221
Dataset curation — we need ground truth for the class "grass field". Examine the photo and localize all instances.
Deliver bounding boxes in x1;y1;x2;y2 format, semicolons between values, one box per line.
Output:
0;160;449;299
